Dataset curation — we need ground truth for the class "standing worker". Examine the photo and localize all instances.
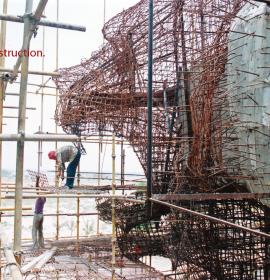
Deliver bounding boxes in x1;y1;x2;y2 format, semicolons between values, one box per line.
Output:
32;196;46;249
48;145;81;189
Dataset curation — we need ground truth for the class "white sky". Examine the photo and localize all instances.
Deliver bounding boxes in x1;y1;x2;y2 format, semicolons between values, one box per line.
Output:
1;0;144;179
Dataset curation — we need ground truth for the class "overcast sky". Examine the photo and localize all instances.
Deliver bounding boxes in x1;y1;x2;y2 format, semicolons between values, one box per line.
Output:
1;0;144;179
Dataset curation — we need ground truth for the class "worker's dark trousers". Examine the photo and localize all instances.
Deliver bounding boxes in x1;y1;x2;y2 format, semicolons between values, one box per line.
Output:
66;150;81;188
32;213;44;249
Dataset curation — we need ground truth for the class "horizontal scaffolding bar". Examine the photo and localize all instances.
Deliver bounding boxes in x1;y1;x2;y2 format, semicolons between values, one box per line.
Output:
5;91;56;97
1;212;98;217
1;194;133;199
0;67;60;77
3;116;28;119
150;198;270;239
14;81;56;89
0;207;32;211
152;192;270;201
4;105;36;110
0;133;80;141
0;14;86;31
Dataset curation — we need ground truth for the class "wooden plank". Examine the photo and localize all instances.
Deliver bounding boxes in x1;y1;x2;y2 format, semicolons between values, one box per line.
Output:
51;235;111;247
21;253;45;274
0;224;23;280
33;247;57;271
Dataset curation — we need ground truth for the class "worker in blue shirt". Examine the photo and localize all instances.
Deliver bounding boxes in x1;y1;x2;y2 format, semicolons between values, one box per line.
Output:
48;145;81;189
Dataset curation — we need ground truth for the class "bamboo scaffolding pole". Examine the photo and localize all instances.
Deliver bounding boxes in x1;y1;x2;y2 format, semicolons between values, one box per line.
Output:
111;132;116;280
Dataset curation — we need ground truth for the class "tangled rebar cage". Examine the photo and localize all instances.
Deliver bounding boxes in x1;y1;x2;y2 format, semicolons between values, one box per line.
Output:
54;0;270;277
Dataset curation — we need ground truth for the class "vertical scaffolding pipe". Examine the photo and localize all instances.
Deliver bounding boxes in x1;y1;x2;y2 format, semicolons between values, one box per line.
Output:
76;163;80;252
147;0;153;204
103;0;106;44
55;0;60;241
265;206;270;278
14;0;33;256
0;2;7;277
111;132;116;280
38;24;45;173
121;138;125;195
97;135;102;235
0;0;7;192
76;194;80;254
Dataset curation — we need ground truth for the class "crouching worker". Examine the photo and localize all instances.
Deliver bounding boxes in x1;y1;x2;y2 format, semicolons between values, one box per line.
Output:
32;196;46;249
48;145;81;189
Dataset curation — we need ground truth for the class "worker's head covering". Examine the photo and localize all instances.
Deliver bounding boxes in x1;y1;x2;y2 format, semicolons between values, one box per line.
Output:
48;151;56;160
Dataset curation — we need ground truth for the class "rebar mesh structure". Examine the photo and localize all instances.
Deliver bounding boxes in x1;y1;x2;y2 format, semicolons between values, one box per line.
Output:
53;0;270;194
96;198;269;279
166;199;268;279
53;0;270;278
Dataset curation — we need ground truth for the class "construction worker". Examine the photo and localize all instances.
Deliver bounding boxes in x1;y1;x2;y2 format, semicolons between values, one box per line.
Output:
32;196;46;249
48;145;81;189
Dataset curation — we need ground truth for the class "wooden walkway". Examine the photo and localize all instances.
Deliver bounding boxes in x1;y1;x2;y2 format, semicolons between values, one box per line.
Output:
16;235;173;280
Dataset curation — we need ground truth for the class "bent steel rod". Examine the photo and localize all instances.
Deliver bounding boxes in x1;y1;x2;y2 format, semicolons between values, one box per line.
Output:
150;198;270;239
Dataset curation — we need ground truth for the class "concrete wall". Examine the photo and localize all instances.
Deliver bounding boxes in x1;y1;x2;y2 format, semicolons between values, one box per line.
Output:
227;2;270;196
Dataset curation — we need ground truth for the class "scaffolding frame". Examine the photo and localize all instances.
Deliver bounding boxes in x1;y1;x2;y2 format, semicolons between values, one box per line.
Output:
0;2;153;279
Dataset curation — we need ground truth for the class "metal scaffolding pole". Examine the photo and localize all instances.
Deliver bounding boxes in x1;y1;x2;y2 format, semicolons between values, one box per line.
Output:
37;23;45;173
0;2;8;278
147;0;153;214
0;0;7;191
0;67;59;77
0;0;86;257
111;133;116;280
0;14;86;31
97;135;102;235
0;133;80;141
55;0;60;241
14;0;34;257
